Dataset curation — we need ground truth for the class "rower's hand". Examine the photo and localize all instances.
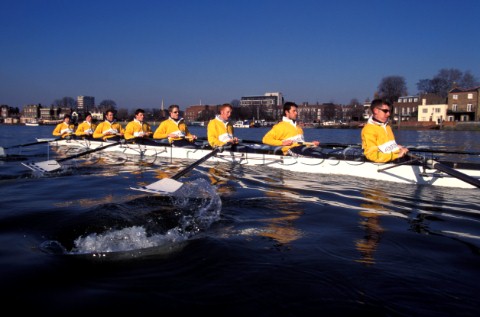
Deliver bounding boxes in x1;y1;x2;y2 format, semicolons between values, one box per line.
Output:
398;146;409;158
282;140;294;146
312;141;320;147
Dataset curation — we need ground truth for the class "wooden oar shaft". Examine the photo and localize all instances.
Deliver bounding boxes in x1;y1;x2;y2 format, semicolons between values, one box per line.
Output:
4;138;61;149
172;147;221;180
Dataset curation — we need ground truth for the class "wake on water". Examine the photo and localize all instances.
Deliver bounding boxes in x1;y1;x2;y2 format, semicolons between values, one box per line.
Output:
40;178;222;258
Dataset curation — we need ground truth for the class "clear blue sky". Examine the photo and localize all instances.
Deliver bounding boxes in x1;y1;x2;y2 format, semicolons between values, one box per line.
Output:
1;0;479;110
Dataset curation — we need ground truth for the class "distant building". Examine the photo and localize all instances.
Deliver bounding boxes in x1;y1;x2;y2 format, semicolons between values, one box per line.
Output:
240;92;283;107
448;87;480;121
418;98;448;124
394;94;446;122
77;96;95;114
240;92;284;120
184;105;217;123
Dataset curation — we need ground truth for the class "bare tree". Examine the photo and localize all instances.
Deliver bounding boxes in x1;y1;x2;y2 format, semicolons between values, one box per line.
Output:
377;76;408;103
116;108;129;121
231;99;240;107
99;100;117;112
416;68;479;98
53;96;76;108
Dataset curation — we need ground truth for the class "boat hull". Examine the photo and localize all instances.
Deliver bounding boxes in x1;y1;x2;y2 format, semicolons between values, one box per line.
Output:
49;139;480;189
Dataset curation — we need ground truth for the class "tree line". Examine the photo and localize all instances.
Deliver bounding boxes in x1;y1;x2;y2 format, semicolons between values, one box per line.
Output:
376;68;479;104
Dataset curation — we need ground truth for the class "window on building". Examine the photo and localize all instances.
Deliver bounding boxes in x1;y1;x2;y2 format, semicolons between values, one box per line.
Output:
408;98;412;102
422;108;428;113
452;104;458;111
414;98;418;102
398;98;401;102
467;104;473;111
435;108;440;113
468;93;473;99
453;94;458;100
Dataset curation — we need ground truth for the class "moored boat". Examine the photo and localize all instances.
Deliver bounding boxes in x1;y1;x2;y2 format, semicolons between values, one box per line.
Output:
27;138;480;189
25;120;40;126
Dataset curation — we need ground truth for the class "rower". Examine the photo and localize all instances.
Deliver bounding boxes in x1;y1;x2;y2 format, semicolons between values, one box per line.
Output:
52;114;75;139
75;112;97;139
361;99;409;163
124;108;154;144
153;105;198;148
207;103;238;148
93;109;125;142
262;102;321;157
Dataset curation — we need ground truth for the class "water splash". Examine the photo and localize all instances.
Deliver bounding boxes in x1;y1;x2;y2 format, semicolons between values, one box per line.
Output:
41;177;222;256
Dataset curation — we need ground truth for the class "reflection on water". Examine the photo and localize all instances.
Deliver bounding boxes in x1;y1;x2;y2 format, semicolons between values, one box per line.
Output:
356;188;388;265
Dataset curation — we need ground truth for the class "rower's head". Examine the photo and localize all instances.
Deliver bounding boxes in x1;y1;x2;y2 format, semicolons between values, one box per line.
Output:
105;110;115;121
371;99;391;122
283;102;298;121
85;112;92;122
168;105;180;120
218;103;233;121
134;108;145;122
63;114;71;123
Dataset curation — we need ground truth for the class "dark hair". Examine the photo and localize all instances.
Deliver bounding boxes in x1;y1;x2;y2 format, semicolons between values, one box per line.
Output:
134;108;145;115
283;102;297;116
64;114;71;119
85;112;92;117
168;105;179;112
370;98;391;111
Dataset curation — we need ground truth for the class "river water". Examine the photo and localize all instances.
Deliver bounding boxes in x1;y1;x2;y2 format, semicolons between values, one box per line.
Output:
0;124;479;316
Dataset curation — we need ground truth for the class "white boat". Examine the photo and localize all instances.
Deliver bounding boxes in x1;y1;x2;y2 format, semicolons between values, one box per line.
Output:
25;121;40;126
22;138;480;189
233;121;251;128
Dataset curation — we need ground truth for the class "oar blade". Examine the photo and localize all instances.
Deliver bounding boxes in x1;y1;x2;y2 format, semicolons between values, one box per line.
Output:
130;178;184;194
22;160;62;172
0;147;5;157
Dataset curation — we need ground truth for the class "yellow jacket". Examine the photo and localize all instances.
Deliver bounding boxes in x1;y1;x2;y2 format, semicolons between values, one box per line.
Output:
361;118;401;162
262;118;305;155
124;119;152;140
207;116;234;147
53;122;75;138
75;121;97;137
153;118;193;142
93;120;124;140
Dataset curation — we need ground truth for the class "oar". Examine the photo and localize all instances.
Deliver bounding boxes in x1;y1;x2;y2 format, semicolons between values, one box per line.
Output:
130;146;224;194
409;153;480;189
0;137;61;157
408;147;480;156
22;140;127;172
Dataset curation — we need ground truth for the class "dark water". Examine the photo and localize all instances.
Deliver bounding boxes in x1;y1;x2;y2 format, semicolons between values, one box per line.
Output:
1;124;479;315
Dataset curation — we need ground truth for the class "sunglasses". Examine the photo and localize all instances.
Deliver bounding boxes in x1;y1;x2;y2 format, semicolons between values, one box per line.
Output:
377;108;390;113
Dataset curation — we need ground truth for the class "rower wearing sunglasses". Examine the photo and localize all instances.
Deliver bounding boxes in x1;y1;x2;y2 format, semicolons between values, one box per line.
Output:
153;105;198;147
361;98;409;162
